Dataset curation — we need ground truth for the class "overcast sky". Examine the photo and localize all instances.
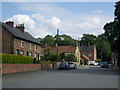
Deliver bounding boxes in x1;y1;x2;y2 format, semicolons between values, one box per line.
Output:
2;2;115;39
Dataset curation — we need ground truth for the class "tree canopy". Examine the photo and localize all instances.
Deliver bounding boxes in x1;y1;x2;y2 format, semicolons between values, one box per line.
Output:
37;34;77;46
103;1;120;66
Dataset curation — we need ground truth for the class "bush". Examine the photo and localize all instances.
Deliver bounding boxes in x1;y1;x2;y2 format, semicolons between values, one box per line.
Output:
65;54;77;62
2;54;33;64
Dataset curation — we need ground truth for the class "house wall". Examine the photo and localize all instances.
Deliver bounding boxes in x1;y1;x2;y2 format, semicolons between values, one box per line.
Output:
13;38;43;59
81;51;95;61
2;27;14;54
1;26;43;59
75;46;80;62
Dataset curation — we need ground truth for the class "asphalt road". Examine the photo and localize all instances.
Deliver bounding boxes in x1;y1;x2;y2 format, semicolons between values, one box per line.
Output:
2;66;119;88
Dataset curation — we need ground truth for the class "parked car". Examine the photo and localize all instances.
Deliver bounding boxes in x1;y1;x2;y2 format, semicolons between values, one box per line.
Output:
89;61;95;66
100;62;108;68
58;62;70;70
68;62;77;69
95;62;99;66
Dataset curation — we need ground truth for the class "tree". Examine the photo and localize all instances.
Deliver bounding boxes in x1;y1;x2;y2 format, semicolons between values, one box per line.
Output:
54;34;76;46
81;34;97;46
96;39;112;61
80;34;112;61
103;1;120;67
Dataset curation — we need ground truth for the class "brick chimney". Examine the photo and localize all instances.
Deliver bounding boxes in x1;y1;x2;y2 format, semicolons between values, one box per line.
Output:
16;24;25;32
6;21;14;27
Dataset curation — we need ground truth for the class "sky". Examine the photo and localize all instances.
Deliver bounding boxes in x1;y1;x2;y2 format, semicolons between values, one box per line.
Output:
2;2;116;39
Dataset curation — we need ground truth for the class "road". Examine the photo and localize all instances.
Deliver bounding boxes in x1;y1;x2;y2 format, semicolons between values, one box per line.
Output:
2;66;119;88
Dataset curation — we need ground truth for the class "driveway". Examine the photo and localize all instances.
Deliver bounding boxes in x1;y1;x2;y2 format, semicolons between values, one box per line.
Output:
2;65;119;88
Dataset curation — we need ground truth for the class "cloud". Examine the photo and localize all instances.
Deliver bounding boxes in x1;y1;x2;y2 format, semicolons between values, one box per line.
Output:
4;3;113;39
5;14;50;38
92;10;104;13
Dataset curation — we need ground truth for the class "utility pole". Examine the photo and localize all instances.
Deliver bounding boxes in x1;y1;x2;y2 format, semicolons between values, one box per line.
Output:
78;38;81;63
56;29;59;55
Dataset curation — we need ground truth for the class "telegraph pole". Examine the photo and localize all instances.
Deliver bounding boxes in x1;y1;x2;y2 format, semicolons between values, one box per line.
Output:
78;38;81;63
56;29;59;55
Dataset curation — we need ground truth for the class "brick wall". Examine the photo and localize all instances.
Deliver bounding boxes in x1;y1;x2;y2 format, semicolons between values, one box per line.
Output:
41;63;52;70
2;28;14;54
53;62;61;69
13;38;43;58
2;64;41;74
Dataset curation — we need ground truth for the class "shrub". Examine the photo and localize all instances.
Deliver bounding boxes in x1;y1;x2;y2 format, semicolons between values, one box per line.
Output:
65;54;77;62
1;54;33;64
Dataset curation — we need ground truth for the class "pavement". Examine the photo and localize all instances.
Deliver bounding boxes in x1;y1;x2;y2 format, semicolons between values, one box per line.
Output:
2;65;119;88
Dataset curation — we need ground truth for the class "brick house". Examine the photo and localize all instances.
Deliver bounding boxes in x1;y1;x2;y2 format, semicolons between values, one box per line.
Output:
80;45;97;64
1;21;43;60
44;46;81;62
44;45;97;64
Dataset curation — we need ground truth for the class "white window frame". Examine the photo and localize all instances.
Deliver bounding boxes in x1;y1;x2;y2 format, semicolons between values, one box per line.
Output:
21;40;24;48
20;50;24;55
29;52;32;57
30;43;32;49
34;45;37;51
34;53;37;58
88;54;92;57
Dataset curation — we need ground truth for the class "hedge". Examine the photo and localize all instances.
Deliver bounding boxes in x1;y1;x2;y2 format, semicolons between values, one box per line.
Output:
1;54;33;64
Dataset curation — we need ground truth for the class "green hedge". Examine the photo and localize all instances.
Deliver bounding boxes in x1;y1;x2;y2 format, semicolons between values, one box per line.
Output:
1;54;33;64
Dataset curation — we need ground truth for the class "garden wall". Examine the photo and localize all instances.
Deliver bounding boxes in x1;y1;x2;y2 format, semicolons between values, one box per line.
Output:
2;64;41;74
41;63;52;70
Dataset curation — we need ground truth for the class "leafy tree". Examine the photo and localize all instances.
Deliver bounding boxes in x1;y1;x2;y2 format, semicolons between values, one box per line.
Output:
96;39;112;61
81;34;97;46
80;34;112;62
54;34;76;46
103;1;120;67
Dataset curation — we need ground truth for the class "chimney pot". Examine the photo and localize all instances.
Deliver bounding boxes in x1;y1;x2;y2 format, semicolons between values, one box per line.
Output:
16;24;25;32
6;21;14;27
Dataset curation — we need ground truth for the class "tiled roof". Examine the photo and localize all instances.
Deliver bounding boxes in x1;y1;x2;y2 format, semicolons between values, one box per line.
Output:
1;22;41;45
44;46;76;53
82;55;90;61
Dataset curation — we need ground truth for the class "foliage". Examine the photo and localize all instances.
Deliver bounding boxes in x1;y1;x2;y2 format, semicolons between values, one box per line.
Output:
54;34;77;46
37;34;77;46
65;54;77;62
2;54;33;64
80;60;84;65
96;58;102;62
81;34;97;46
80;33;112;62
42;49;61;62
103;1;120;66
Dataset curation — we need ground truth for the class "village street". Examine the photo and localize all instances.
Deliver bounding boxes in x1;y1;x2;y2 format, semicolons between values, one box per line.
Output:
2;66;119;88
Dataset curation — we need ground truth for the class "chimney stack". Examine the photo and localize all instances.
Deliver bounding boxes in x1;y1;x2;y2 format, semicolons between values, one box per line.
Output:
16;24;25;32
6;21;14;27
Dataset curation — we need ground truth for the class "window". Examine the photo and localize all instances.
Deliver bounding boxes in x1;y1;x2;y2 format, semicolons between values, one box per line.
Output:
34;45;37;50
34;53;37;58
21;40;24;48
82;54;85;56
20;50;24;55
16;49;19;55
30;43;32;49
29;52;32;57
88;54;92;57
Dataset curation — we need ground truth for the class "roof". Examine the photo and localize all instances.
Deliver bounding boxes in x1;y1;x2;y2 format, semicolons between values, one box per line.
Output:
82;55;90;61
44;46;76;53
1;22;41;45
80;45;95;52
